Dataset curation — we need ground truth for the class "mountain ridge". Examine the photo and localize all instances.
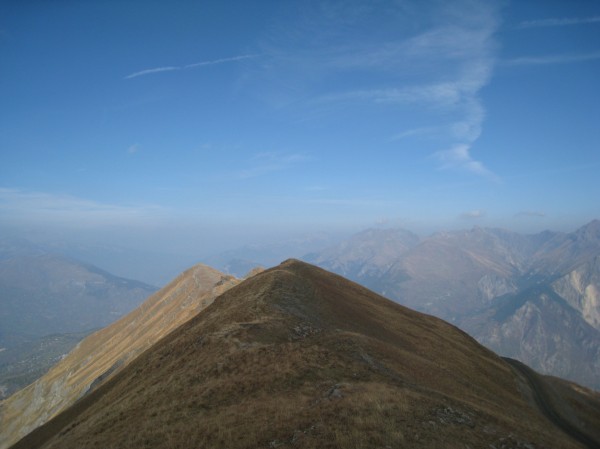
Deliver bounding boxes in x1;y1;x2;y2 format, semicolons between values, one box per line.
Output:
9;260;600;449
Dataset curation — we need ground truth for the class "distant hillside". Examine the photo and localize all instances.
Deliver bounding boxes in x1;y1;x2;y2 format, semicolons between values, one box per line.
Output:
306;221;600;390
0;240;157;343
0;239;158;402
10;260;600;449
0;264;239;449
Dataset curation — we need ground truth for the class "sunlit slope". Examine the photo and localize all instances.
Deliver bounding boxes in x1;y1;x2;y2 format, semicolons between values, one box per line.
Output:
0;264;239;449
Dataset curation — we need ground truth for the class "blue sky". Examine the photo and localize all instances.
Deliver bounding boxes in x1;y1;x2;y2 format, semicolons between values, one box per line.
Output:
1;0;600;260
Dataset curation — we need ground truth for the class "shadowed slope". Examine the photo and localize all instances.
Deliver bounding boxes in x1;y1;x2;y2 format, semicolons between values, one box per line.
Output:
504;358;600;449
0;264;239;449
12;260;600;449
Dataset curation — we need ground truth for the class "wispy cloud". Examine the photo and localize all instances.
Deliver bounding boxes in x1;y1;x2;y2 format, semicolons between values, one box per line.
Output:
433;144;497;180
503;51;600;66
124;54;260;80
0;188;165;227
319;82;465;108
247;1;500;179
390;126;442;141
518;16;600;29
237;152;309;179
127;143;140;154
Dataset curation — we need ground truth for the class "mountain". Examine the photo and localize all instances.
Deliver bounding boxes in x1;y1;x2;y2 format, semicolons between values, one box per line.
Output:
0;263;239;449
531;219;600;275
0;240;159;401
9;260;600;449
0;241;158;343
304;228;419;292
305;222;600;390
467;285;600;390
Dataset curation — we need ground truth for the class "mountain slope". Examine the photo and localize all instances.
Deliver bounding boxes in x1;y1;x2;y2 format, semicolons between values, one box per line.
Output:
12;260;599;449
0;264;239;449
0;249;157;341
304;228;419;294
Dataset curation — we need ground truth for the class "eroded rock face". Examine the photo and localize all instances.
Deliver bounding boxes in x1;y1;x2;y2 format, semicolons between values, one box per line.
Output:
478;274;517;302
552;256;600;330
474;293;600;390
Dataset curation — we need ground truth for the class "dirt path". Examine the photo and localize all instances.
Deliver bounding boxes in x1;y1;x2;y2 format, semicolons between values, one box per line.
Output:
503;357;600;449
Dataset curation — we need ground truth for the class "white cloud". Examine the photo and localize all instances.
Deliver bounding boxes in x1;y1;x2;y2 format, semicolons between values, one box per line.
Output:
124;54;260;80
127;143;140;154
503;51;600;66
434;144;497;180
518;16;600;29
124;66;180;79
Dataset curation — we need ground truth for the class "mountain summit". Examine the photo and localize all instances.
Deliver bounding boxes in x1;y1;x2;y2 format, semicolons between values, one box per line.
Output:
10;260;600;449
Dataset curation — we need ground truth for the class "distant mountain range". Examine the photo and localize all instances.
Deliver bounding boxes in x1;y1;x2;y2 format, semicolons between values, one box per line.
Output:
305;220;600;390
0;240;157;342
204;232;343;277
6;261;600;449
0;239;158;399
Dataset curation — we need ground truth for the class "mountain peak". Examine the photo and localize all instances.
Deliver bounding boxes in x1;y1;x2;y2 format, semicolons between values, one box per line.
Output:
574;219;600;242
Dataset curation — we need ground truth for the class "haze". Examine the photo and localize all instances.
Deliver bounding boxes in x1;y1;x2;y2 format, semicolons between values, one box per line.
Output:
1;1;599;284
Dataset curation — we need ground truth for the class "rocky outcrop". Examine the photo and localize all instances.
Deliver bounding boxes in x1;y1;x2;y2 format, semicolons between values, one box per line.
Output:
552;256;600;330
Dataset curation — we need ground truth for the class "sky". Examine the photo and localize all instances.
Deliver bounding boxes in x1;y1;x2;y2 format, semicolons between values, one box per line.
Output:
1;0;600;278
